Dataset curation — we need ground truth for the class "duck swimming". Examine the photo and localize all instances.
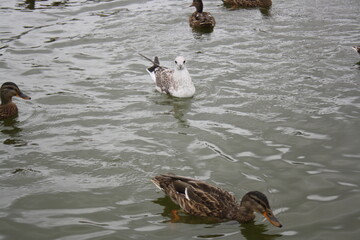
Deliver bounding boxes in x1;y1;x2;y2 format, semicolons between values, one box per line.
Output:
352;46;360;55
0;82;31;120
189;0;216;30
140;54;195;98
151;174;282;227
222;0;272;8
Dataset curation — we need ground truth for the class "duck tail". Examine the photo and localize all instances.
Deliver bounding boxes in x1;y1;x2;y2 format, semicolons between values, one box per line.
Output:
151;177;163;191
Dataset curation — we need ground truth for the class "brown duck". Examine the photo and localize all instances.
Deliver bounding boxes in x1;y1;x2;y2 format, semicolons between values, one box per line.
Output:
189;0;216;30
151;174;282;227
352;46;360;55
0;82;31;120
223;0;272;8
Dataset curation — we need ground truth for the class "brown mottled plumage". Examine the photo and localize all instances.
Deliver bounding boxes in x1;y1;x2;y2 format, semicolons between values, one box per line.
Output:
151;174;282;227
223;0;272;8
0;82;31;120
139;54;195;98
189;0;216;30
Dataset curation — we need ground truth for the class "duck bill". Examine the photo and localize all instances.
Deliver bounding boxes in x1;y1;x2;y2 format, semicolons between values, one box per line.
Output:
263;211;282;228
18;92;31;100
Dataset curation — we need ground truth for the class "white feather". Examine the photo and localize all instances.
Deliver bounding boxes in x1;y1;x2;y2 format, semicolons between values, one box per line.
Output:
184;187;191;200
146;68;156;83
151;179;163;191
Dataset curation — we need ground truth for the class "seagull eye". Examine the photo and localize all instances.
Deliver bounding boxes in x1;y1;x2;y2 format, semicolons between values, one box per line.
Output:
175;61;177;64
183;60;186;64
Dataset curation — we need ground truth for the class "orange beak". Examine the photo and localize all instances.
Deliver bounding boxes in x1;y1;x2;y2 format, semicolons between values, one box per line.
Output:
263;211;282;228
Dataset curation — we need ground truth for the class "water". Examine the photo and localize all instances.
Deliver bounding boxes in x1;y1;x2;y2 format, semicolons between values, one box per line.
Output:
1;0;359;239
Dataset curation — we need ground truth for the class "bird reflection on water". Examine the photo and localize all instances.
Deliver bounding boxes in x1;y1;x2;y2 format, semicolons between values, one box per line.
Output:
153;196;282;239
1;118;27;146
151;96;193;129
18;0;69;10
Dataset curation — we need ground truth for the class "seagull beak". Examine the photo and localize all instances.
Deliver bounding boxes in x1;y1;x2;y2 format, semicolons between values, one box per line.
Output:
263;211;282;228
189;3;194;7
18;92;31;100
178;65;184;70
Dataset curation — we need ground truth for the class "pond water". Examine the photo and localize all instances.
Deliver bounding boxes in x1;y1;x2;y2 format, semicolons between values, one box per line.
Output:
1;0;359;239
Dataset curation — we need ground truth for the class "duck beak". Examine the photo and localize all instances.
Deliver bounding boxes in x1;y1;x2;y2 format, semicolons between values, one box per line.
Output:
189;3;194;7
263;211;282;228
18;92;31;100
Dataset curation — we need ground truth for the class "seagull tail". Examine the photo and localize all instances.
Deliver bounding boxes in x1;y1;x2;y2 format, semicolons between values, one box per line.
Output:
139;52;159;64
147;57;160;73
139;53;160;73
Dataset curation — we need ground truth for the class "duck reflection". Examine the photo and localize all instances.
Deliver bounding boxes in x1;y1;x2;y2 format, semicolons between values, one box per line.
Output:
153;196;282;239
152;196;222;224
19;0;69;10
240;223;282;240
24;0;35;10
192;29;213;41
1;119;26;146
259;7;272;17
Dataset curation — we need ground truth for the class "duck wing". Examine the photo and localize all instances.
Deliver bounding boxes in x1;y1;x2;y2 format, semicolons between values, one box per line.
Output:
152;174;239;219
190;12;215;28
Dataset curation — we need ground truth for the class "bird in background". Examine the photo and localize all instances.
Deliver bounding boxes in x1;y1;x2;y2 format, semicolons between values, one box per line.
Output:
189;0;216;31
222;0;272;8
0;82;31;120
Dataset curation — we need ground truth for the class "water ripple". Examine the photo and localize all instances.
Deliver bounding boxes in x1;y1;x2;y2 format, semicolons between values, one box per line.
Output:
1;0;359;240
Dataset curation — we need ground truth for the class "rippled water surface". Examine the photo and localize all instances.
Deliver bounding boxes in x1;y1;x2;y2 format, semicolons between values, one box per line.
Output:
1;0;359;239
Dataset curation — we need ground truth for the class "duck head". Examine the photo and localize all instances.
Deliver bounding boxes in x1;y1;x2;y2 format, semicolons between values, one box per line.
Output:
1;82;31;105
241;191;282;228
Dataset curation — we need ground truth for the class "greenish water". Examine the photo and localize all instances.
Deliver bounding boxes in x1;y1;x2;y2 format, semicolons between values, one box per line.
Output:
1;0;359;239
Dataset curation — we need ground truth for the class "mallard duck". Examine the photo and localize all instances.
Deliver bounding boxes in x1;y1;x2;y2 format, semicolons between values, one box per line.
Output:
352;46;360;55
0;82;31;120
139;54;195;98
189;0;216;30
222;0;272;8
151;174;282;227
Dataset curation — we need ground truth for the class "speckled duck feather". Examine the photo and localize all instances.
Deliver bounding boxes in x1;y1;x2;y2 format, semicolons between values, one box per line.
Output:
223;0;272;8
189;0;216;29
151;174;244;221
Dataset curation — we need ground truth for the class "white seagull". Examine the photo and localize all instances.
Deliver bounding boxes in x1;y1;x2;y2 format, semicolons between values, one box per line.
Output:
140;54;195;98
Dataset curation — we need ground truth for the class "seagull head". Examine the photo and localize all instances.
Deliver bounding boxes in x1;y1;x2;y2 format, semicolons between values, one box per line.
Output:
174;56;187;70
